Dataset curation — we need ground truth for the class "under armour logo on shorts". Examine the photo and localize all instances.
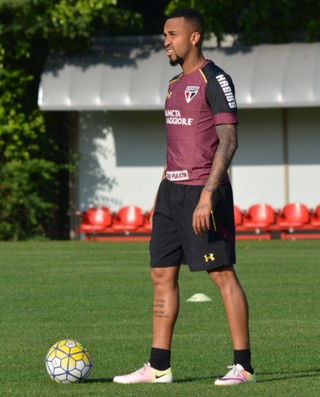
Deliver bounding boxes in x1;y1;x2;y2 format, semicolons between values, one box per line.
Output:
204;253;215;262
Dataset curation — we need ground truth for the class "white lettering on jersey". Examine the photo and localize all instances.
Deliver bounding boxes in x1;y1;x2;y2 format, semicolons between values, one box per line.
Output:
165;109;194;126
165;109;181;117
184;86;199;103
216;74;237;109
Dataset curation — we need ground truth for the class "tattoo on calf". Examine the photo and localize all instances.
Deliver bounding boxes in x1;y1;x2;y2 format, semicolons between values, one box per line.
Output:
153;299;169;318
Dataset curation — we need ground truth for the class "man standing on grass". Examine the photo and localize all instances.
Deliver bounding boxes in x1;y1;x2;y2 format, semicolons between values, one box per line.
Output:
113;8;256;386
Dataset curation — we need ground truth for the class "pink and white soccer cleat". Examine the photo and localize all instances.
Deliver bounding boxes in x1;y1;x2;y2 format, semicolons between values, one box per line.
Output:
113;363;173;384
214;364;256;386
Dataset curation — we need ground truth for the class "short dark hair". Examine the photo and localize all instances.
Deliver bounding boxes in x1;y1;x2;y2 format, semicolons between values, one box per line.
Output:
166;8;205;37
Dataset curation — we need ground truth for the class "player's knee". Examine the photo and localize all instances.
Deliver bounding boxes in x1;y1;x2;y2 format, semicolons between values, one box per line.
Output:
150;267;178;291
208;265;236;290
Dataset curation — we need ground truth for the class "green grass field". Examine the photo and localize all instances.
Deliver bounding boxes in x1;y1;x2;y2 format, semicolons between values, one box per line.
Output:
0;240;319;396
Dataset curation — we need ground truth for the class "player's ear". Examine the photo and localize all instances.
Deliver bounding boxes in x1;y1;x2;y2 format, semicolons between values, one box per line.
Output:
191;31;201;46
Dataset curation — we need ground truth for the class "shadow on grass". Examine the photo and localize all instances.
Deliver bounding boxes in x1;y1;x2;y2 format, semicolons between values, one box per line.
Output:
85;378;114;383
254;368;320;383
165;368;320;384
85;368;320;385
86;376;214;384
174;376;215;383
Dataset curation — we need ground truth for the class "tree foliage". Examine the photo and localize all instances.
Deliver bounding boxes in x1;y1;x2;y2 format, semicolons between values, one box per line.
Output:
0;0;142;240
165;0;320;44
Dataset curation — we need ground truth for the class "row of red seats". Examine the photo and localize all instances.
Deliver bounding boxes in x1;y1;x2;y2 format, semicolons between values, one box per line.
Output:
76;203;320;241
235;203;320;240
76;205;151;240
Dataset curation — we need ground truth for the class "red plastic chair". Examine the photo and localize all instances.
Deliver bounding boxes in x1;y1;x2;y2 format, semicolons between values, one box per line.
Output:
112;206;144;233
243;204;276;230
310;205;320;227
277;203;310;229
239;204;275;240
234;206;243;228
234;205;251;239
78;206;113;236
277;203;320;239
87;207;112;227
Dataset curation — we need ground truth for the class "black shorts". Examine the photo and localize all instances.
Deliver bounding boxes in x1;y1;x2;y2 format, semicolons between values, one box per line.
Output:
150;179;236;272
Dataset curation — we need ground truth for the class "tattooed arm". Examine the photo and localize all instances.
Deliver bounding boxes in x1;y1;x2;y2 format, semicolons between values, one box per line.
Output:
192;124;238;235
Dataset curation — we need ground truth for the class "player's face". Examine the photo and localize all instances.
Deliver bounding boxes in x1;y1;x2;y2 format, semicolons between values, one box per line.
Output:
163;17;194;66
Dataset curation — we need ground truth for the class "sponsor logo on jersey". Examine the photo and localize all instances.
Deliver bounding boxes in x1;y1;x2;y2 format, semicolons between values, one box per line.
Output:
165;109;194;126
184;86;199;103
216;74;237;109
166;170;190;181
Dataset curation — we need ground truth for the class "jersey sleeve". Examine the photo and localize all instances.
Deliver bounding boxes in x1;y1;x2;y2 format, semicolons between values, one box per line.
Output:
203;64;238;125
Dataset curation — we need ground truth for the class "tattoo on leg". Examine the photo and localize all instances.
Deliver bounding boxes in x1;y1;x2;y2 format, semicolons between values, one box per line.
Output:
153;299;169;318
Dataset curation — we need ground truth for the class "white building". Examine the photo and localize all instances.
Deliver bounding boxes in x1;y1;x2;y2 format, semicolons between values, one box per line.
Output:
38;37;320;236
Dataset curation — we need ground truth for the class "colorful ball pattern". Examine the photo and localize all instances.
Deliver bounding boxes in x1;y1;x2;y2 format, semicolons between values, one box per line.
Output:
45;339;93;384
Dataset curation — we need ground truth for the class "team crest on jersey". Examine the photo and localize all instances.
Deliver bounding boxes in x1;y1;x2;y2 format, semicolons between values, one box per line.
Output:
184;86;199;103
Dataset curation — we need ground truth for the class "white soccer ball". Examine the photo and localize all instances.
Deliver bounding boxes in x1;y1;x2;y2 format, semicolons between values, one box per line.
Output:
45;339;93;384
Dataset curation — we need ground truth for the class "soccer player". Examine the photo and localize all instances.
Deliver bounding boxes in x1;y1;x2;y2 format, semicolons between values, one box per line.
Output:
113;8;256;386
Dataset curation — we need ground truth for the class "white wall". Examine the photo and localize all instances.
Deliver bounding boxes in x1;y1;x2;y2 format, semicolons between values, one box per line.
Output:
78;111;165;212
232;108;320;210
232;109;286;210
77;108;320;213
287;108;320;208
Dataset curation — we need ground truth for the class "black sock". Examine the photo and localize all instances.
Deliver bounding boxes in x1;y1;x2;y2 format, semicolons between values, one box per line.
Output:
234;349;254;374
149;347;171;371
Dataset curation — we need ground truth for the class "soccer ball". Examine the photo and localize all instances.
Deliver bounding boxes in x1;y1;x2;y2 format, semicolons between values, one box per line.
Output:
45;339;93;384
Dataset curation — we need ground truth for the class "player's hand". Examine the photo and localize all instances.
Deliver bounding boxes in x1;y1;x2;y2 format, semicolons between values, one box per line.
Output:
192;193;212;235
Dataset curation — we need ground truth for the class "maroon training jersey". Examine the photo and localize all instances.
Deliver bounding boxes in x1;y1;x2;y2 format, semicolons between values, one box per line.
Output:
165;60;238;185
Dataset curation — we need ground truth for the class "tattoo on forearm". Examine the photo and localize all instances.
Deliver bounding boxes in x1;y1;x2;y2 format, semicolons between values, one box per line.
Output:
204;124;238;193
